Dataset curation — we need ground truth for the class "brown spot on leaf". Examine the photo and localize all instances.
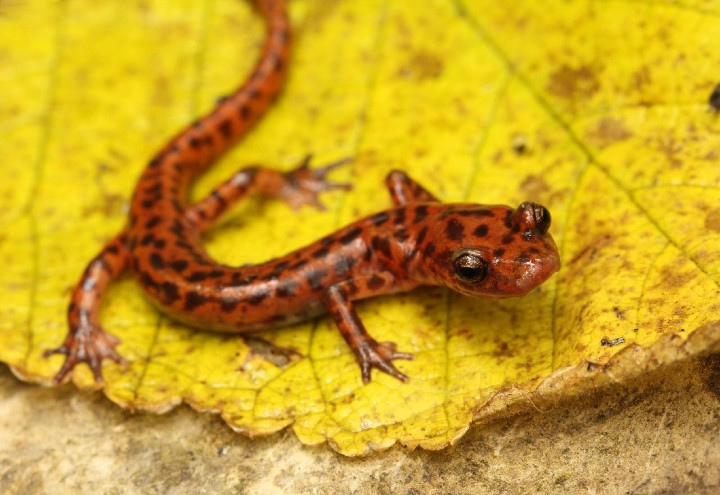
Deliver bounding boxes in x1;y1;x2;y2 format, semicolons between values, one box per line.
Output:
705;208;720;232
585;118;633;149
659;262;694;290
547;64;600;108
398;50;444;80
520;174;550;198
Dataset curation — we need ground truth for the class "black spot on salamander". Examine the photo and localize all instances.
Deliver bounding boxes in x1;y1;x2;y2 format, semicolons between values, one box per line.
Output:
446;218;465;241
345;281;358;295
473;224;488;238
144;182;162;196
312;246;330;259
187;271;210;282
320;235;336;246
190;253;212;266
248;288;269;306
290;259;308;270
503;210;513;229
413;205;429;223
153;239;166;249
184;291;208;311
393;208;407;225
366;274;385;290
528;247;541;255
330;309;342;323
140;198;157;209
501;234;515;245
457;209;490;217
160;281;180;305
239;105;251;120
277;28;289;44
339;226;362;245
187;270;224;282
230;272;249;285
371;236;392;257
144;216;162;229
140;270;159;291
220;296;240;312
212;190;227;209
423;242;435;256
275;280;299;298
306;269;327;291
170;219;185;237
364;247;373;261
149;252;165;269
172;199;183;213
371;211;390;226
274;260;290;271
148;156;162;168
416;226;428;245
493;248;506;258
335;256;356;276
175;240;193;251
188;136;202;149
106;244;120;255
272;52;283;72
140;233;156;246
393;230;410;241
170;260;189;273
248;87;261;100
218;119;233;139
516;253;531;264
132;257;141;273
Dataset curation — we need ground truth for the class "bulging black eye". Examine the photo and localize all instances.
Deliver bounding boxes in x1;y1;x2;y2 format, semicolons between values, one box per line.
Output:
533;205;551;234
453;250;488;284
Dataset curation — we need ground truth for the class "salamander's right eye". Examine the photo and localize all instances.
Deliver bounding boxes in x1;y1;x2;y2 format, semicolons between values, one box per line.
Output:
452;249;488;284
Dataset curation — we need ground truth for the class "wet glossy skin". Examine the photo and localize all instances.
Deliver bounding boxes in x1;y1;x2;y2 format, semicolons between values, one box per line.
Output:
46;0;560;385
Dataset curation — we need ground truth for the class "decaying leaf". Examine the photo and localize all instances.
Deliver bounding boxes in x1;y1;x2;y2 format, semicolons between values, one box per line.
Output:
0;0;718;456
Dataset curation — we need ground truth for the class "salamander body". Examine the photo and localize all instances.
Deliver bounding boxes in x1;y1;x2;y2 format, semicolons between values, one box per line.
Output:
47;0;560;384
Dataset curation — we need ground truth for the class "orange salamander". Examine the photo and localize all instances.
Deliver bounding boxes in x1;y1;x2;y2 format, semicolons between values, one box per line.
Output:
46;0;560;385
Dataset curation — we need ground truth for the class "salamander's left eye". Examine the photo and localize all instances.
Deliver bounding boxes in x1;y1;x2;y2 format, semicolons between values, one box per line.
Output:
512;202;552;235
453;249;488;284
533;204;551;234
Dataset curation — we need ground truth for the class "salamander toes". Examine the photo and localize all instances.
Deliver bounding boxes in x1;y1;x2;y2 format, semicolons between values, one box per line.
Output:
44;324;126;386
357;341;414;384
282;155;353;210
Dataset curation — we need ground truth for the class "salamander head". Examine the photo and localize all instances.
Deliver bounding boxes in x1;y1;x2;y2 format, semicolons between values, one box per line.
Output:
417;202;560;298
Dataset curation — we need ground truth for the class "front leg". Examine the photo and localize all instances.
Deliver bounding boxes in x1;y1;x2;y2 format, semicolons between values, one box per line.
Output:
186;155;351;229
385;170;439;206
323;277;414;383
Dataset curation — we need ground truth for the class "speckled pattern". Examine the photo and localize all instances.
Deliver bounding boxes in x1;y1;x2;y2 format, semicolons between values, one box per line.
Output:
46;0;560;385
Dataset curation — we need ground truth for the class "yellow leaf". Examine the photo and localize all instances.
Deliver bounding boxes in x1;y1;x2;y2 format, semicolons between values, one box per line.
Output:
1;0;719;457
